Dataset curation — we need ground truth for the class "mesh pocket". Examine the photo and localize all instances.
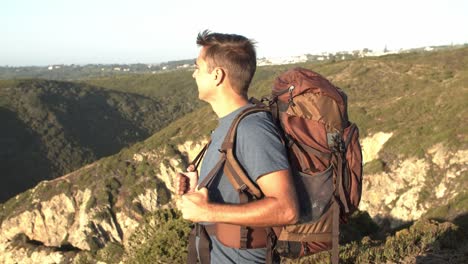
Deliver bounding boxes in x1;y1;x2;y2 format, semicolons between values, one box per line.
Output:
295;166;333;223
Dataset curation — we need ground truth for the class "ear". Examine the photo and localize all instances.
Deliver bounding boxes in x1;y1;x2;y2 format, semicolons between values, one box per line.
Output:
213;67;226;86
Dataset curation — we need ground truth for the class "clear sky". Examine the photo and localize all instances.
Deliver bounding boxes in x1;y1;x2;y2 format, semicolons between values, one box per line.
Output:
1;0;467;66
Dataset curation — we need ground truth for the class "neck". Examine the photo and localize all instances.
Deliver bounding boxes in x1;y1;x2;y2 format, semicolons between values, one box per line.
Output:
210;92;249;118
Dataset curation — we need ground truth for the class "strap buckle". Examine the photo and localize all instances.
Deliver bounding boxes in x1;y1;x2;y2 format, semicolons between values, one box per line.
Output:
238;183;248;192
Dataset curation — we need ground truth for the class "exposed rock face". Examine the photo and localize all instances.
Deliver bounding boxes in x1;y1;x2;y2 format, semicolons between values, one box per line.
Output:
67;189;94;250
360;158;429;227
116;212;140;249
134;189;159;213
0;188;128;252
360;135;467;228
0;187;137;262
1;134;466;263
0;138;210;263
0;240;75;264
361;131;393;164
1;193;75;247
434;148;468;199
158;159;181;194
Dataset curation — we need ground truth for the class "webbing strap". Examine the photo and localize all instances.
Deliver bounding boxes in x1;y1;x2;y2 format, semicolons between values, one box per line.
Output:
221;104;271;250
198;224;211;264
344;123;357;149
196;104;278;258
187;224;212;264
190;140;211;171
331;200;340;264
239;192;250;249
265;227;279;264
333;152;350;213
198;152;226;190
187;226;198;264
221;105;269;198
240;226;249;249
338;153;349;213
224;161;250;195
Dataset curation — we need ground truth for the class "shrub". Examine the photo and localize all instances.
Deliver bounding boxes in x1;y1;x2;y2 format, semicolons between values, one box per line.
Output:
125;209;191;263
96;241;125;263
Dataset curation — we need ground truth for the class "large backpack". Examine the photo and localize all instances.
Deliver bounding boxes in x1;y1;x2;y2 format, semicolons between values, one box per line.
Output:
188;67;363;264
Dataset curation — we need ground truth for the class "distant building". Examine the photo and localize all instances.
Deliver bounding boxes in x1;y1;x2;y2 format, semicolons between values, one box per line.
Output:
46;65;61;70
176;64;192;69
257;55;307;66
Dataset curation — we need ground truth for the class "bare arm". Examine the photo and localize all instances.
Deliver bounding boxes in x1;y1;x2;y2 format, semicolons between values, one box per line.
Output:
178;169;299;227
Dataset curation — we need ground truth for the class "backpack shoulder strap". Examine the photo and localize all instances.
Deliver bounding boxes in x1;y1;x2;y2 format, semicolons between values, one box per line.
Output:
221;103;274;250
221;104;270;200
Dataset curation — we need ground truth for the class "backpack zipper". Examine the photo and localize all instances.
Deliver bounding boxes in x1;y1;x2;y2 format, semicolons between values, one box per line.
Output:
288;85;296;106
272;85;296;106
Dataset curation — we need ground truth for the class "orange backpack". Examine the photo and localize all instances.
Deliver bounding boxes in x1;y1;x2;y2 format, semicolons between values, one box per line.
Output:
189;67;363;264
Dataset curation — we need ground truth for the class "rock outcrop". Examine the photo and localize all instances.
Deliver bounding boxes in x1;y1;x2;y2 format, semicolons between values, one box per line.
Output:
0;132;466;262
361;131;393;163
0;138;209;263
360;134;467;228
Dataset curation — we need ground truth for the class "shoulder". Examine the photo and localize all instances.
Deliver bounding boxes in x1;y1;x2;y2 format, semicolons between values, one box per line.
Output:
235;110;284;149
236;111;277;134
234;109;289;181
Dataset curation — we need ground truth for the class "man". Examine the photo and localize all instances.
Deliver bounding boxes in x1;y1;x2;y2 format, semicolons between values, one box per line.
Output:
176;30;299;264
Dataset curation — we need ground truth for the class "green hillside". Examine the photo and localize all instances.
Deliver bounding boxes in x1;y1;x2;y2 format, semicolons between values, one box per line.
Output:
0;77;202;202
1;47;467;263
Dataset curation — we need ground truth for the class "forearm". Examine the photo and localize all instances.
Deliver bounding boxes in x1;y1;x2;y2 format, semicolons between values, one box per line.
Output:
179;170;299;226
203;196;298;227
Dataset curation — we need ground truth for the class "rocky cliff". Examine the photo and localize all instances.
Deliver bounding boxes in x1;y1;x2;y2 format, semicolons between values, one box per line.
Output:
360;133;467;228
1;132;465;263
0;139;208;263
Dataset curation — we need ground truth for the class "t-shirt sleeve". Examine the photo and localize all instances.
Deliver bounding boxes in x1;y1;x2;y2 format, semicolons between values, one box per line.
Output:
235;112;290;182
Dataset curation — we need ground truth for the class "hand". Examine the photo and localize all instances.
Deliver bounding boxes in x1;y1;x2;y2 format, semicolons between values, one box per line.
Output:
175;165;198;195
178;187;210;222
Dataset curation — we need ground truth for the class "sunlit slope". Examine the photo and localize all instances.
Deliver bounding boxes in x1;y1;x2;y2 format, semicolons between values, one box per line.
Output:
0;47;466;263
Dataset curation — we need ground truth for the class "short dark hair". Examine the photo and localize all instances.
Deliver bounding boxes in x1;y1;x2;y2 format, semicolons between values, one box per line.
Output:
196;30;257;97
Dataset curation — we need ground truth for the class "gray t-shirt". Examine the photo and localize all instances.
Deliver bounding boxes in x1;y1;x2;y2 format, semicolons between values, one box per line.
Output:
198;104;289;264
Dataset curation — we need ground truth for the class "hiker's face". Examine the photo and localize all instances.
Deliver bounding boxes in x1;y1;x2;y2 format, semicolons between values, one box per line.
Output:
193;48;215;101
